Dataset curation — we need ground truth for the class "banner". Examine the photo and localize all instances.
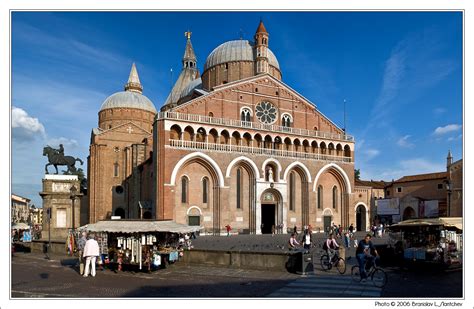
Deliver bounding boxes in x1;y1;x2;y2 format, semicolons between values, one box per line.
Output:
376;198;400;215
419;200;438;218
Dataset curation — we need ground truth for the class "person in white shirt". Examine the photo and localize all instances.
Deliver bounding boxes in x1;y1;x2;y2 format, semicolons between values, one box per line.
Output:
83;234;100;277
303;229;312;249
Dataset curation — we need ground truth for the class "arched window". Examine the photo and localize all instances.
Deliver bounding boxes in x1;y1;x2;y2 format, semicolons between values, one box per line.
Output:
333;186;338;209
181;176;189;204
236;168;242;209
318;185;323;209
282;114;292;127
202;177;209;204
289;171;295;211
113;163;119;177
240;108;251;122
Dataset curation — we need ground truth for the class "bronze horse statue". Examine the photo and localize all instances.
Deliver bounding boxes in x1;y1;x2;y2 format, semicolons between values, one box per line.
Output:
43;146;83;174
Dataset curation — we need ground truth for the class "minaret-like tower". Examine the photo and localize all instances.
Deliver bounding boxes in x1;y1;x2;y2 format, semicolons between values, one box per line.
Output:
447;150;453;168
183;30;198;71
161;31;200;110
254;20;269;74
124;62;143;94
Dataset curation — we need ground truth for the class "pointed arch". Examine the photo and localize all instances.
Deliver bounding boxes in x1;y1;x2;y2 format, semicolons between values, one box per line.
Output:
313;163;352;194
283;161;312;183
226;156;260;179
169;152;225;187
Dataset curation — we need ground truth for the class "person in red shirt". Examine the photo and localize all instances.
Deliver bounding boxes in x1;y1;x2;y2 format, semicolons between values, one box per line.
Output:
225;224;231;236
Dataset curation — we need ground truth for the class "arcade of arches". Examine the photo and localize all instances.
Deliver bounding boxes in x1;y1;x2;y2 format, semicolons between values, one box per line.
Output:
163;153;361;235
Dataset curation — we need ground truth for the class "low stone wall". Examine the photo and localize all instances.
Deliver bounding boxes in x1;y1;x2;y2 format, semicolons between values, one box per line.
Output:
24;240;69;255
178;249;293;272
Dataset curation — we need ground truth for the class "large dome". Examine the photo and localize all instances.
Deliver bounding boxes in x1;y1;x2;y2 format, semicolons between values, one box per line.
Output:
203;40;280;71
100;91;157;113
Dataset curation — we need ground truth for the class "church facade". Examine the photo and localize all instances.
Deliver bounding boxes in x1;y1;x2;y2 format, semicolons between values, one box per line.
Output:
88;21;365;234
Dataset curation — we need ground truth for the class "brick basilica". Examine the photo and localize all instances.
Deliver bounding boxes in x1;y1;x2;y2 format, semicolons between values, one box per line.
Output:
87;21;371;234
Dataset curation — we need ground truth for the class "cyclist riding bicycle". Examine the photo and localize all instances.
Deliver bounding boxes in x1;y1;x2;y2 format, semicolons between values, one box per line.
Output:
323;233;340;262
356;233;379;280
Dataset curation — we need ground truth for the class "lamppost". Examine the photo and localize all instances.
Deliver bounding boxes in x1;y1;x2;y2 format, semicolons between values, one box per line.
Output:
70;185;77;230
445;181;452;217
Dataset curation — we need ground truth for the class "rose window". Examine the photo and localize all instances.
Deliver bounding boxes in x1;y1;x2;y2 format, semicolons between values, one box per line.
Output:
255;101;278;124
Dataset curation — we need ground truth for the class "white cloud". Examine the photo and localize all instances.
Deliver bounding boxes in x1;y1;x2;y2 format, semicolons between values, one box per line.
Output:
362;148;380;160
447;134;462;142
433;124;462;135
46;137;79;149
397;135;414;148
12;106;46;141
433;107;446;115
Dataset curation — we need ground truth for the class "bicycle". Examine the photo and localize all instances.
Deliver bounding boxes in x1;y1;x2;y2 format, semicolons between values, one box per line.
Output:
320;249;346;274
351;256;387;288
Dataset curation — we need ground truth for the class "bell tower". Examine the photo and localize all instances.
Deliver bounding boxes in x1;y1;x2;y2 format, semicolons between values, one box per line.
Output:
254;20;269;75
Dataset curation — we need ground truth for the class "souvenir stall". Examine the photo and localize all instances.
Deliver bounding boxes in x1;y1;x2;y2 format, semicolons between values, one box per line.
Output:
388;217;462;267
11;223;31;242
80;220;200;272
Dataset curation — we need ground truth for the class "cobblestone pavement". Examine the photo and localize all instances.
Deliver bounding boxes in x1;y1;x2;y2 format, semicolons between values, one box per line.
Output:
11;233;462;298
11;252;298;298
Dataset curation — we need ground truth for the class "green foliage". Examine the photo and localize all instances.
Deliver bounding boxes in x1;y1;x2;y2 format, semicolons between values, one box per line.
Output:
354;168;361;180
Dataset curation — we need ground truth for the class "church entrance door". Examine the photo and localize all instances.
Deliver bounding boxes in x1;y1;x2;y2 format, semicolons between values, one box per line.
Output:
261;204;276;234
323;216;332;234
356;205;366;231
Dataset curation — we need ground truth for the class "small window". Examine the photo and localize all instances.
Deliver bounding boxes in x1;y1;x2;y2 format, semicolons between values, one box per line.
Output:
208;112;214;117
225;63;228;70
397;187;402;193
113;163;119;177
115;186;124;194
255;88;258;92
276;91;279;95
202;177;209;204
222;81;227;84
438;183;443;190
181;176;189;203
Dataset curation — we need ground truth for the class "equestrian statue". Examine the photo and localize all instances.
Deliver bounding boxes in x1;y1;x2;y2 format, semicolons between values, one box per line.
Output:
43;144;83;174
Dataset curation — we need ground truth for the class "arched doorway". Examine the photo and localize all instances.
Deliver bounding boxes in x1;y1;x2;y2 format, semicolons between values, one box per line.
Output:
114;207;125;219
356;204;367;231
260;189;282;234
403;207;416;220
322;208;333;233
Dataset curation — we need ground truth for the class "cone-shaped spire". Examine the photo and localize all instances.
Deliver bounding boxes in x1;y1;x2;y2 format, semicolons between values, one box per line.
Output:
255;20;268;34
183;31;197;69
447;150;453;167
124;62;143;94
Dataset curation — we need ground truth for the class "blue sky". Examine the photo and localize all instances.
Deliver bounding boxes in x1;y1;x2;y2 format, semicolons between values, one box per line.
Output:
11;11;463;207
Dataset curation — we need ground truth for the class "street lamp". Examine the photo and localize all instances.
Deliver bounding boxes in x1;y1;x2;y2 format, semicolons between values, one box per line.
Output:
445;181;452;217
70;185;77;230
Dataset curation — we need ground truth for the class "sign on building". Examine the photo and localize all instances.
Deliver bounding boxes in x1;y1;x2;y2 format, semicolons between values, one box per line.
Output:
376;198;400;215
419;200;439;218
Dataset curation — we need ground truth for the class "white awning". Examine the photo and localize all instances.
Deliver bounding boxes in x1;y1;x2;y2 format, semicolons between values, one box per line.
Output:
389;217;462;231
80;220;201;234
12;223;30;230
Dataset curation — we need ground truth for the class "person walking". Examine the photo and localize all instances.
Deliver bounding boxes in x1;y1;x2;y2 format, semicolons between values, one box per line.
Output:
83;234;100;277
303;229;312;250
225;224;231;236
77;231;87;275
344;232;350;248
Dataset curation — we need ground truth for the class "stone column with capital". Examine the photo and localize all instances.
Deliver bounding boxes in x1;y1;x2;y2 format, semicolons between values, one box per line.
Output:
40;175;83;241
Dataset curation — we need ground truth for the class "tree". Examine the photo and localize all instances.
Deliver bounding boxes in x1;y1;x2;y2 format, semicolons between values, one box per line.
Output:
354;169;361;180
62;168;87;193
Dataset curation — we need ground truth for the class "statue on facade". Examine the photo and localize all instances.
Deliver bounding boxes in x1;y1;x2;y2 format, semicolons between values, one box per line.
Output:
267;167;274;182
43;145;83;174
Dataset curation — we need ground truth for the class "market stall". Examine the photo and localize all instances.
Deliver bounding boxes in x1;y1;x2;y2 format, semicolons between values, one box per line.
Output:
78;220;200;272
388;217;462;267
12;222;32;242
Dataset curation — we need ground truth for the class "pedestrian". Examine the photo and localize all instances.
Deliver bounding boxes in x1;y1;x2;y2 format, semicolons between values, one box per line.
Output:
288;233;300;250
293;225;298;236
303;229;312;250
349;223;354;236
77;231;87;275
83;233;100;277
271;225;275;237
225;224;232;236
344;232;350;248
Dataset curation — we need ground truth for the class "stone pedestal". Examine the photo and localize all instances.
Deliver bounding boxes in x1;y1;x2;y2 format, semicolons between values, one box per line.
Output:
40;175;82;241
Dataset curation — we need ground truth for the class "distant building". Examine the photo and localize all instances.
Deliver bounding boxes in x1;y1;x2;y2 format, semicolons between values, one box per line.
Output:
11;194;30;224
29;206;44;226
352;180;387;231
382;151;462;221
